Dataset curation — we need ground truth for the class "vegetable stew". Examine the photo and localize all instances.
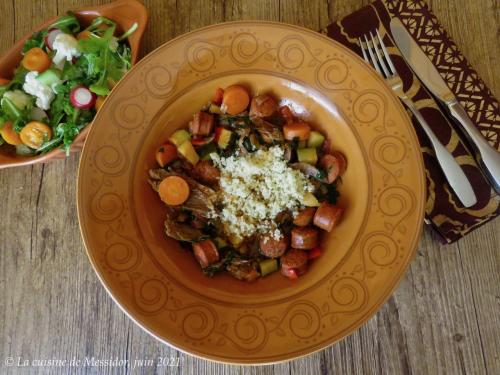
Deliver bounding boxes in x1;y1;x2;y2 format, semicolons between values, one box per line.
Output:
149;85;347;282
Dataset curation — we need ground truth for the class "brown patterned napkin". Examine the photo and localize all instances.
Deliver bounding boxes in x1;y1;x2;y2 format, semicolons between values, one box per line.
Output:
323;0;500;243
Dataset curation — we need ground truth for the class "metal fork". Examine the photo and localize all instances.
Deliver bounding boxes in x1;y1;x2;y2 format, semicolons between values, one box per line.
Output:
359;30;477;208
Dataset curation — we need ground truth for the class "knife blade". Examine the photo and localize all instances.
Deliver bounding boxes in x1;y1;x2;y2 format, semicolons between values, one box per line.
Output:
390;18;500;194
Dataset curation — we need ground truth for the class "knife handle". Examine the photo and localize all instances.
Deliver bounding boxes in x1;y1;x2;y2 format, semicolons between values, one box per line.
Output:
402;98;477;207
448;100;500;195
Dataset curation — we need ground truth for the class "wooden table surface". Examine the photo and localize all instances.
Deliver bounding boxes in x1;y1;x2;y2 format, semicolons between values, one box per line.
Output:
0;0;499;374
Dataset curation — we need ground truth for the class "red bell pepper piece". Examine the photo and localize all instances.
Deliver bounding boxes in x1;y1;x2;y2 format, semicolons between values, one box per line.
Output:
308;247;322;260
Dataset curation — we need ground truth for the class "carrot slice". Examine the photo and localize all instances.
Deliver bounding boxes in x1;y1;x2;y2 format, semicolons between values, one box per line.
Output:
221;85;249;115
155;143;177;167
22;48;51;72
283;122;311;141
1;122;23;145
158;176;190;206
0;78;10;85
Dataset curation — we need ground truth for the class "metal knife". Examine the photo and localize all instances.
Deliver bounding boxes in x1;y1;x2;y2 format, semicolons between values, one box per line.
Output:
390;18;500;195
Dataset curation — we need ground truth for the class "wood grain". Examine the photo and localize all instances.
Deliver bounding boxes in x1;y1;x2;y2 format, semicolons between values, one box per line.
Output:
0;0;499;374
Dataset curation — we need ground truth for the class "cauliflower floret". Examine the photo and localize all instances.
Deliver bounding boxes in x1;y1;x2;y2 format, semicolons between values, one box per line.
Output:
23;71;54;110
52;33;81;69
3;90;31;109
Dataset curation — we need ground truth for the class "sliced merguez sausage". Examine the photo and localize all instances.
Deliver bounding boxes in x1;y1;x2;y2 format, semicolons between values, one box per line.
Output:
313;202;343;232
259;234;289;258
192;160;220;185
249;94;278;118
319;154;341;184
192;239;219;268
293;207;316;227
291;227;319;249
280;249;308;277
190;111;214;136
332;151;347;175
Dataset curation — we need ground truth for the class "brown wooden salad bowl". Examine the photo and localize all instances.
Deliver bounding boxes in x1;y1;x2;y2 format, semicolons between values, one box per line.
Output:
0;0;147;169
78;21;426;363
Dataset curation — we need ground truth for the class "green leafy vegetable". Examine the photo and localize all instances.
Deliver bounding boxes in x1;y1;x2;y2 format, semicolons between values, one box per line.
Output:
0;97;22;119
118;23;138;41
202;247;237;277
242;136;256;152
50;12;80;34
315;182;340;205
9;67;29;90
78;25;131;96
315;168;326;181
83;16;116;34
219;114;252;129
22;31;47;53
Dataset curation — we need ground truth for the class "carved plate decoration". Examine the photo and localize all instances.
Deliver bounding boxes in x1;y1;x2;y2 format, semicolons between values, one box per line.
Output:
77;21;425;364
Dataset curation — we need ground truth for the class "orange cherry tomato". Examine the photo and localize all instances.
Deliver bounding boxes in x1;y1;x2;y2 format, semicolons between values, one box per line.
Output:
22;48;51;73
95;96;106;111
1;122;23;145
77;30;92;40
19;121;52;149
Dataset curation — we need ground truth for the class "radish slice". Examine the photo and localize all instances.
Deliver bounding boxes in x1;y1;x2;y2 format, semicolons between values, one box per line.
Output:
70;86;96;109
45;28;63;50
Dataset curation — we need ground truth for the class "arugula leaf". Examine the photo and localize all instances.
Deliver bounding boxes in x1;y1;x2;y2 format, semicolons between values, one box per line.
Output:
202;247;237;277
0;67;29;94
0;85;8;97
315;168;326;181
118;23;138;41
0;111;8;127
0;97;21;119
84;16;116;35
79;26;131;96
22;31;47;53
50;12;80;34
56;122;80;151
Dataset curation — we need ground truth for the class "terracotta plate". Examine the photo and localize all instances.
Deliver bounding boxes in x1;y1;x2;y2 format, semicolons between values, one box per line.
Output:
77;21;425;364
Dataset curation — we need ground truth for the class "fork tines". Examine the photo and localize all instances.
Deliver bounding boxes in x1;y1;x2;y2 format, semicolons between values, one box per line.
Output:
359;30;396;78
